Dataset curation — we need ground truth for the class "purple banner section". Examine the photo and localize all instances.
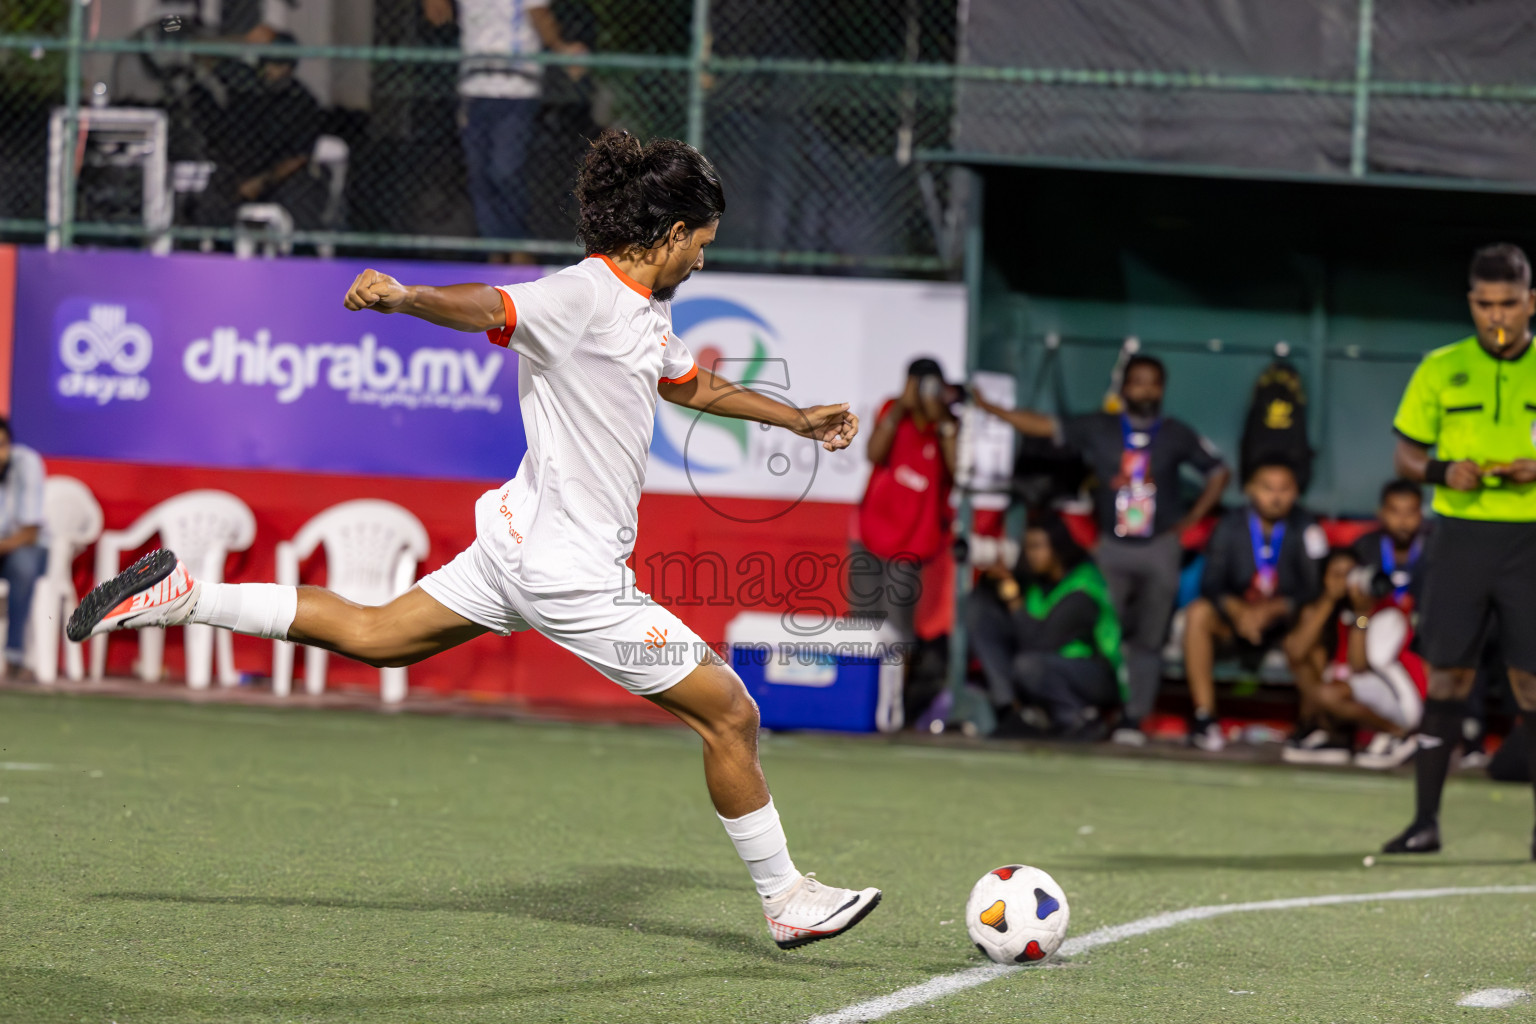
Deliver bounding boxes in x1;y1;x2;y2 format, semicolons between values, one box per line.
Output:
13;248;543;480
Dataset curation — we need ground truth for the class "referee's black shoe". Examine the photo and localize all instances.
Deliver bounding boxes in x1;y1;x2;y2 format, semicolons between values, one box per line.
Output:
1382;820;1441;855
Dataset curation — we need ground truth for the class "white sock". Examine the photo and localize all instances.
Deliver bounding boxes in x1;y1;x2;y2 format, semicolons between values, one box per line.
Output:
190;583;298;640
718;798;800;900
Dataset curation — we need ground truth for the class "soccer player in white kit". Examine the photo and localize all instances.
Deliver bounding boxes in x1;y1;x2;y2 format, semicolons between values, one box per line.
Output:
68;131;882;949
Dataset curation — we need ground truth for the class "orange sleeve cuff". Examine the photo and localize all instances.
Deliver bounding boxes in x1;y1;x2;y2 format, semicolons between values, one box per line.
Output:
659;363;698;385
485;288;517;348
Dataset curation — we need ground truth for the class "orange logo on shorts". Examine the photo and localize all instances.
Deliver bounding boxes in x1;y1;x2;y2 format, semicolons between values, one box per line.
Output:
644;627;668;650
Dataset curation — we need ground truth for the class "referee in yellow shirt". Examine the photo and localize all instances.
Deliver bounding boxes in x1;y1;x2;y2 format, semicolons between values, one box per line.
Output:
1385;243;1536;857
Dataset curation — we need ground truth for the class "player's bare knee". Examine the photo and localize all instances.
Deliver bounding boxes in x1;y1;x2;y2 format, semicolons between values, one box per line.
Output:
342;607;413;667
721;686;761;744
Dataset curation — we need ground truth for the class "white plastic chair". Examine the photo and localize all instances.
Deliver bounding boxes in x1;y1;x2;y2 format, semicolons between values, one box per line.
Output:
27;477;105;684
272;500;429;704
90;489;256;688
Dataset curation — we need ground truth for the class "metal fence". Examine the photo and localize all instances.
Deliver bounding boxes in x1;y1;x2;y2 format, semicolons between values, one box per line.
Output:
0;0;961;273
5;0;1536;275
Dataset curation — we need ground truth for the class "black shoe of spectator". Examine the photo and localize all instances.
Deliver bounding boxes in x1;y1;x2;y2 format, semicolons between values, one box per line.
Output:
1057;709;1109;743
1187;712;1225;753
1382;820;1441;854
991;708;1040;740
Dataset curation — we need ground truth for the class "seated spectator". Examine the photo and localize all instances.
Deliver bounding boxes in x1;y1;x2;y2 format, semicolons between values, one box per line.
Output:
1182;457;1327;752
1346;479;1431;768
1349;478;1428;611
200;34;327;229
0;418;47;675
1331;551;1427;768
966;512;1123;739
849;358;956;645
1279;549;1419;765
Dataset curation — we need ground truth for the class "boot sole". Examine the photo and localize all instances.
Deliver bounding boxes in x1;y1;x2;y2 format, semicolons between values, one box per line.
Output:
775;891;883;950
66;549;179;643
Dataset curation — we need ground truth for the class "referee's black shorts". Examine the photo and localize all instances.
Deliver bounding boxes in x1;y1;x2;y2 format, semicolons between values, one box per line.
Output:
1418;517;1536;673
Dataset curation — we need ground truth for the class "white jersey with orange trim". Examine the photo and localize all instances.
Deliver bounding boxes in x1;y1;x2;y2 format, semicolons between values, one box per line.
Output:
475;254;697;591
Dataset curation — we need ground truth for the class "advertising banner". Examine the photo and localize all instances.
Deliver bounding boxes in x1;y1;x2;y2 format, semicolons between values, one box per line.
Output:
14;249;965;498
651;274;965;508
14;249;540;480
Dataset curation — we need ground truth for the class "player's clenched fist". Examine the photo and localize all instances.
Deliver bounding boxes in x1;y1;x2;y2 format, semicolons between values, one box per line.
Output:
798;403;860;451
343;268;408;312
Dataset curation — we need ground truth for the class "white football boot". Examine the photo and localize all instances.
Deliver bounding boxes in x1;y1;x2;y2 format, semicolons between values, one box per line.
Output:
762;873;882;950
66;549;199;642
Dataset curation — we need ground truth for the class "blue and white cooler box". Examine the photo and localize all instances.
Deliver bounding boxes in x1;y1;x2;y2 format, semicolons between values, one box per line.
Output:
725;612;903;733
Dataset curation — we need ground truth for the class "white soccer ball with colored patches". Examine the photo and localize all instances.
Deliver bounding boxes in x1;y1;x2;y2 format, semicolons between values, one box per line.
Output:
965;864;1070;965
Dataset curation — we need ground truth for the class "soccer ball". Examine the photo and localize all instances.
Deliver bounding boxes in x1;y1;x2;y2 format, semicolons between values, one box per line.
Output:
965;864;1070;965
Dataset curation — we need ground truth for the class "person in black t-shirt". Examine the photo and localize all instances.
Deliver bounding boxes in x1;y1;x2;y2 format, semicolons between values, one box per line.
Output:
1349;478;1428;609
1182;457;1327;752
973;355;1230;742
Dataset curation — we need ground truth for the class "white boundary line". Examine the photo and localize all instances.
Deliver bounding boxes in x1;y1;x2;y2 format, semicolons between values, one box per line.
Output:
807;885;1536;1024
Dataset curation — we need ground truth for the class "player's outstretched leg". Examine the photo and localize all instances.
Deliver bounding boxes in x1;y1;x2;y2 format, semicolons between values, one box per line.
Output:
68;549;487;665
648;661;882;949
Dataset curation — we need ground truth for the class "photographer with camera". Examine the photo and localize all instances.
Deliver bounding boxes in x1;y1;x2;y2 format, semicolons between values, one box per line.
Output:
849;358;958;646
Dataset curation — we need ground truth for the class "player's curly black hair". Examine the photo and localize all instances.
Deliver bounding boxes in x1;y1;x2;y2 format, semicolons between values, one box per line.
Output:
573;130;725;257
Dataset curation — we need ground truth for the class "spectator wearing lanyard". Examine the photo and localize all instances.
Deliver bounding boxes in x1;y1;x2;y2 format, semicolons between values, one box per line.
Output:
1348;478;1429;611
1181;456;1328;752
0;418;48;675
973;355;1230;743
849;358;957;645
1383;243;1536;858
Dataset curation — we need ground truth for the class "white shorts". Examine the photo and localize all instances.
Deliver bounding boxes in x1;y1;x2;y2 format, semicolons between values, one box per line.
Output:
418;538;709;696
1347;664;1423;731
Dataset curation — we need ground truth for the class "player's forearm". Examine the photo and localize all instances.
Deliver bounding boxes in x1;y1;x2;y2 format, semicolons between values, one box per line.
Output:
0;525;38;556
978;399;1057;438
529;7;568;49
1393;438;1430;483
661;367;797;429
398;284;505;333
1290;596;1332;650
1185;466;1231;526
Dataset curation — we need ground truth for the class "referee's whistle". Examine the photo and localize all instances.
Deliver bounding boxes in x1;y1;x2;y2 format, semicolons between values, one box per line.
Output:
1497;327;1507;347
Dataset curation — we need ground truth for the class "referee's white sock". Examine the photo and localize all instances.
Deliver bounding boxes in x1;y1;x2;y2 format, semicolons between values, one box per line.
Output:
719;798;801;900
190;583;298;640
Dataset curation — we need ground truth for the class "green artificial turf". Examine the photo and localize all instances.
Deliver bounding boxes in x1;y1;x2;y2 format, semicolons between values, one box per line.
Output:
1;690;1533;1023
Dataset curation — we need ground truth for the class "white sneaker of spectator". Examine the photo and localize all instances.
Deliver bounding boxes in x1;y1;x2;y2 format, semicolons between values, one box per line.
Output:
1111;726;1148;747
1281;728;1352;766
1188;716;1226;753
1455;748;1491;772
1353;732;1419;770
